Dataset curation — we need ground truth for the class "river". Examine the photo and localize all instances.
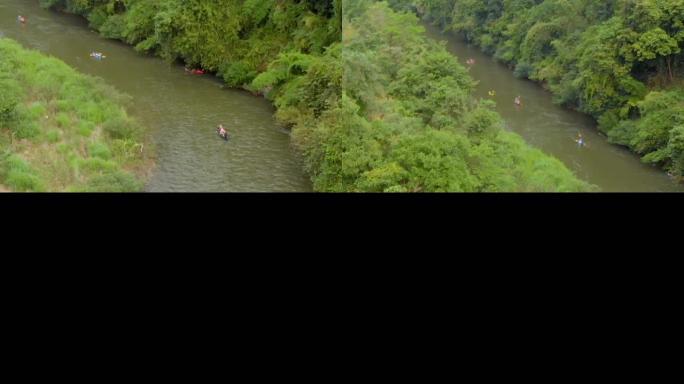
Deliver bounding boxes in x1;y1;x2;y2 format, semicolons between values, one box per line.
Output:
2;2;681;192
424;23;683;192
0;0;312;192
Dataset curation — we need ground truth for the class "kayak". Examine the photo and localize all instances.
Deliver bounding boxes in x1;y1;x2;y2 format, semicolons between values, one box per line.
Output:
217;128;230;141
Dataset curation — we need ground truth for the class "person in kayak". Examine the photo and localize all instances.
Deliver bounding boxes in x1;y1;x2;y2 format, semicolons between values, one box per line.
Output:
17;15;26;24
217;124;228;140
186;67;205;75
576;133;586;147
466;58;475;66
90;52;106;60
514;95;522;107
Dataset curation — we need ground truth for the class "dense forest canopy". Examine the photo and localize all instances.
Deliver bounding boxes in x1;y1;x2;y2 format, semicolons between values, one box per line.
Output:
9;0;678;191
392;0;684;179
330;0;592;191
39;0;341;88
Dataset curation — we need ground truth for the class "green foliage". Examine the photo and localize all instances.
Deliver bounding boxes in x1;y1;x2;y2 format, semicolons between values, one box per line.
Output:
41;0;341;82
35;0;599;191
0;38;147;192
296;1;591;192
77;121;95;137
12;118;41;139
220;61;257;87
0;154;46;192
55;112;71;128
38;0;341;191
0;79;22;126
88;141;112;160
102;116;140;140
46;129;61;143
621;90;684;176
405;0;684;180
78;170;144;192
667;125;684;177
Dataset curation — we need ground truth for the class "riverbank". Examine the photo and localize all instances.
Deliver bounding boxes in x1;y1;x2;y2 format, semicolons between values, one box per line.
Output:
0;38;152;191
338;2;593;191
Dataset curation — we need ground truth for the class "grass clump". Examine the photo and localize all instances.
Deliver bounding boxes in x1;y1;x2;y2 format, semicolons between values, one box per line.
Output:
0;38;151;192
0;153;46;192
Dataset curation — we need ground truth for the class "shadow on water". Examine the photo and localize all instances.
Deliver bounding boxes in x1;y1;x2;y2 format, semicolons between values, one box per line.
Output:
0;0;312;192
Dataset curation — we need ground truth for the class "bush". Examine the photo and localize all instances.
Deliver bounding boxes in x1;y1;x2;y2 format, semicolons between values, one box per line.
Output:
110;139;142;161
55;112;71;128
6;171;46;192
597;110;620;134
0;79;21;126
513;62;534;79
411;0;684;180
26;101;48;120
0;37;148;192
78;157;118;173
220;61;257;87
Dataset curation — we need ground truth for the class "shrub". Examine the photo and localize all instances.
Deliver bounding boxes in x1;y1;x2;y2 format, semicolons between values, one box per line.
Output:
667;126;684;177
102;116;140;140
6;171;46;192
1;37;148;192
88;141;112;160
0;79;21;126
513;62;534;79
78;157;118;173
77;121;95;137
220;61;257;87
0;155;45;192
27;101;48;120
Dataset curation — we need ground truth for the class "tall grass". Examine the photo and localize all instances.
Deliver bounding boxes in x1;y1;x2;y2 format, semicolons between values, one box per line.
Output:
0;38;151;192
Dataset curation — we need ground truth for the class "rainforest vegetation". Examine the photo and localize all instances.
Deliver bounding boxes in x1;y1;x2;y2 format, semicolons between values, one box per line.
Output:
6;0;678;192
396;0;684;179
0;38;149;192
